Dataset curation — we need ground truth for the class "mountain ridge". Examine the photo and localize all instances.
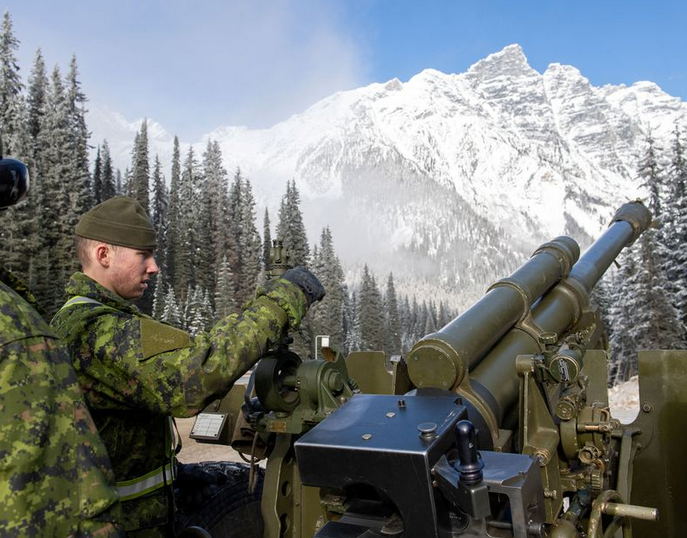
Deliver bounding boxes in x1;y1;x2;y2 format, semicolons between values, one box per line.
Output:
86;44;687;308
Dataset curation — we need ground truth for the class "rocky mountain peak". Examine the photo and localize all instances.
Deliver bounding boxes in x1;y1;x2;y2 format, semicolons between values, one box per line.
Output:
467;44;534;80
87;44;686;308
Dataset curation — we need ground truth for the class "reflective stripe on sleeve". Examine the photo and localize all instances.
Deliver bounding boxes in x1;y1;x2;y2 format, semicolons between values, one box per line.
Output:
52;296;104;322
116;462;176;502
61;296;103;308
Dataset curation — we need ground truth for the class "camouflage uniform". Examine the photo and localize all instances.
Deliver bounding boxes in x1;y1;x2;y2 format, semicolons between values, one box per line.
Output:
51;271;308;536
0;267;123;537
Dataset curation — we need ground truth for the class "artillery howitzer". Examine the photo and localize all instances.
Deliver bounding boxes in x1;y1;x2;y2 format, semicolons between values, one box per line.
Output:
193;202;686;537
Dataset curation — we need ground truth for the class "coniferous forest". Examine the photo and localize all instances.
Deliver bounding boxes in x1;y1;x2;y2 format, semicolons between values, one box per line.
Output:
0;12;685;380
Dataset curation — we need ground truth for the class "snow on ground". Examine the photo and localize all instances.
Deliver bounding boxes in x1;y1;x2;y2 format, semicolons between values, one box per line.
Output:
608;376;640;424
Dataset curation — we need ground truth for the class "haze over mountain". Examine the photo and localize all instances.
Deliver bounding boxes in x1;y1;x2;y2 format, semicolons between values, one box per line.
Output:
87;44;687;308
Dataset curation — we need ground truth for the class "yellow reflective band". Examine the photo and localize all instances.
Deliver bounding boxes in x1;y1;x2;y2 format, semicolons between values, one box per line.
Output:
52;296;104;324
116;462;176;502
62;296;103;308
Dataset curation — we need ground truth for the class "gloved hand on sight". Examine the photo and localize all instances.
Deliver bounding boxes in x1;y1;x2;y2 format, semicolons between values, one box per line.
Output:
281;266;325;307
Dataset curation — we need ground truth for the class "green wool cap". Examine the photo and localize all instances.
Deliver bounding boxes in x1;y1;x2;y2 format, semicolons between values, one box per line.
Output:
76;196;157;249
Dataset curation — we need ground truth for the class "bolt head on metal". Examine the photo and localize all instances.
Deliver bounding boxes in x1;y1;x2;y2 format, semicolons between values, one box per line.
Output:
362;433;372;440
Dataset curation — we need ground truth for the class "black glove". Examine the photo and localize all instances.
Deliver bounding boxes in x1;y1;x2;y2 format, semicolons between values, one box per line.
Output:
281;266;325;307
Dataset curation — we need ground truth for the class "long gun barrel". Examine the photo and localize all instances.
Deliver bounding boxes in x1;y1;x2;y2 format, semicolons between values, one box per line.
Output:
406;201;652;441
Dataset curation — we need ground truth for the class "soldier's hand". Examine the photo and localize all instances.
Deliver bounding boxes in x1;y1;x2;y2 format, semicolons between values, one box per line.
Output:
282;266;325;307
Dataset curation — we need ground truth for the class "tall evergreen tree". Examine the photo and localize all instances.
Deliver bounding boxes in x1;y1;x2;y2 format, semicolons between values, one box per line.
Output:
35;65;76;312
236;178;261;306
26;48;46;161
666;126;687;330
0;11;24;155
357;265;385;351
92;145;103;204
165;136;181;288
214;254;237;319
609;253;639;382
131;120;150;211
198;140;227;302
173;146;199;297
344;290;361;353
263;208;272;270
226;168;261;306
383;273;402;356
276;179;310;266
66;55;92;219
100;139;116;200
144;155;168;316
310;227;346;351
610;135;685;380
160;287;182;328
152;274;167;320
114;169;123;196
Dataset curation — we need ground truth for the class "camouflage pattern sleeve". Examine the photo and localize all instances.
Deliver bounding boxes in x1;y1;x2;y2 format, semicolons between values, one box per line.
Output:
0;336;122;538
61;277;308;417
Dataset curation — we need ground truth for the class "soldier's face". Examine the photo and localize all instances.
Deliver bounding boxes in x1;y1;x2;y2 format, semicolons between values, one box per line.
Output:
109;246;159;300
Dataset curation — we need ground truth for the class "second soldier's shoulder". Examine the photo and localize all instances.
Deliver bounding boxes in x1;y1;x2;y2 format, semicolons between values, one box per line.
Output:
0;279;56;347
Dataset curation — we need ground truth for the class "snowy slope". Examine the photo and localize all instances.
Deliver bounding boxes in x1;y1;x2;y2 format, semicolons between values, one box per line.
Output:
87;44;687;307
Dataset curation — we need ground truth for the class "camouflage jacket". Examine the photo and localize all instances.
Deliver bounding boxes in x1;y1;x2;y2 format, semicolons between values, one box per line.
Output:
51;272;307;535
0;267;123;537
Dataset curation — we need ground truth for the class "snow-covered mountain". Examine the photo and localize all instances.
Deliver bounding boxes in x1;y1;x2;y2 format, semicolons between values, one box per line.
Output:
87;44;687;308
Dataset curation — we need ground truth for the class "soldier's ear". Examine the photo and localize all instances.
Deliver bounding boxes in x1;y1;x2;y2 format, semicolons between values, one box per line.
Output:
94;244;112;268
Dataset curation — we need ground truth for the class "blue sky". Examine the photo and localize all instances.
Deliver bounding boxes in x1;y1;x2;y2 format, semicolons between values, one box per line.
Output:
4;1;686;139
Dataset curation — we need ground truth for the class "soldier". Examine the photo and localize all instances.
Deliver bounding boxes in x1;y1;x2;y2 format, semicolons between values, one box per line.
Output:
50;196;324;537
0;157;123;536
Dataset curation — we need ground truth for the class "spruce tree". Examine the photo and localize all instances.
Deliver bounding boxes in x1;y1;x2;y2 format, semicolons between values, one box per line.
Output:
358;265;384;351
0;11;31;279
165;136;181;289
131;120;150;211
345;290;361;353
383;273;402;356
609;135;686;380
263;208;272;271
92;145;103;204
628;230;684;350
66;55;92;219
174;146;199;298
100;140;116;200
37;66;76;312
310;227;346;351
276;179;310;266
115;169;123;196
0;11;24;155
152;274;167;320
26;48;47;161
186;286;213;336
161;287;182;328
146;155;168;316
214;254;237;319
666;126;687;330
609;252;639;383
227;168;261;306
150;155;168;269
237;178;262;306
198;140;227;302
8;49;46;290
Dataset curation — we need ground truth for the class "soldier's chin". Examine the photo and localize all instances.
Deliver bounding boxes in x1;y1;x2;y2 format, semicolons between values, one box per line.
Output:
127;288;145;300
